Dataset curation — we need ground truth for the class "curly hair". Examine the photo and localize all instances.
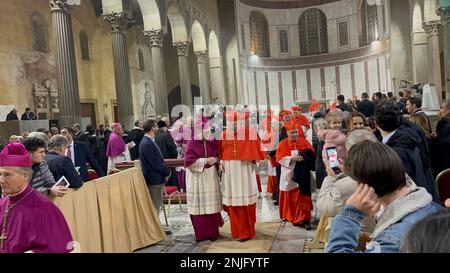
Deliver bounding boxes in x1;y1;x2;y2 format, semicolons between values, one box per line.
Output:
374;99;402;132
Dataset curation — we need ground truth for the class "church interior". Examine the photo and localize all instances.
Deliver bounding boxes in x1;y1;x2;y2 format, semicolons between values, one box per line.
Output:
0;0;450;254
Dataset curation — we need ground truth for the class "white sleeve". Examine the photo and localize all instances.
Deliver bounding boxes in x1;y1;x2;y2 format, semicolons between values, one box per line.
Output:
187;158;207;173
279;156;295;169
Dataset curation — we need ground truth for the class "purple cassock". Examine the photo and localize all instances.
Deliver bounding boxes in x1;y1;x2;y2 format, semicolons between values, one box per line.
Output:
184;130;224;242
0;185;73;253
106;132;126;157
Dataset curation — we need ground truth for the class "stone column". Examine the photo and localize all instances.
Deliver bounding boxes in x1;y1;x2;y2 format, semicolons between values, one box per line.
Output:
173;41;192;109
49;0;81;126
103;12;134;130
144;30;169;117
438;6;450;100
423;20;443;103
195;50;210;104
209;56;226;104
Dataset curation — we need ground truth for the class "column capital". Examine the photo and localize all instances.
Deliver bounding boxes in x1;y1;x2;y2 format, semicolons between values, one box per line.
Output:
195;50;208;64
49;0;71;12
144;29;164;48
422;20;442;36
437;7;450;23
173;41;190;57
103;12;128;33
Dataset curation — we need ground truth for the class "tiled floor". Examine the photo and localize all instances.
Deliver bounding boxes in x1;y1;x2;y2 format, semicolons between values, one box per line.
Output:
135;166;322;253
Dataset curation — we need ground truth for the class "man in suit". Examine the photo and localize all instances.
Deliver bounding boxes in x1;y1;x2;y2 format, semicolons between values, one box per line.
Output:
336;95;353;113
155;120;178;187
21;108;37;120
6;108;18;121
60;126;105;182
357;92;375;118
139;120;171;215
44;135;83;189
129;120;145;160
73;123;82;141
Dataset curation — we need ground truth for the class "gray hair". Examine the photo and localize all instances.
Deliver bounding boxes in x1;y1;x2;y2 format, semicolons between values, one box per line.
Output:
48;134;68;150
28;132;49;149
345;129;377;151
313;118;328;131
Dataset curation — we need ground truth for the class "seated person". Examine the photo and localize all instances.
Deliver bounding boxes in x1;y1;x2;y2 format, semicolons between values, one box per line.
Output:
326;141;442;253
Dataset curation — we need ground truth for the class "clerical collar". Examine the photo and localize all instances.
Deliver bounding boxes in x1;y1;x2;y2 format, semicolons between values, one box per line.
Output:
8;185;32;203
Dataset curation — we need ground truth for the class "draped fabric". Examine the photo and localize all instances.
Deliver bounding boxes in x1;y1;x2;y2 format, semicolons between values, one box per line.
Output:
52;168;165;253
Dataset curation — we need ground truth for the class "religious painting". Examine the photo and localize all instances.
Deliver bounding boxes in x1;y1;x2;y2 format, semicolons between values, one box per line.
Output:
140;80;156;119
13;49;59;119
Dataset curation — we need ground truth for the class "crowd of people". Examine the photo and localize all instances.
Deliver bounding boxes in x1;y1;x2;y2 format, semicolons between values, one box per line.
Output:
1;88;450;253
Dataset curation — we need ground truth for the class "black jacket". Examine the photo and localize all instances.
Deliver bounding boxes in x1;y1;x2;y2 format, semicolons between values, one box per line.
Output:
386;125;438;201
73;141;105;181
155;129;178;159
44;151;83;189
6;112;18;121
129;128;145;160
357;99;375;117
139;136;171;186
337;102;353;113
431;118;450;177
20;112;37;120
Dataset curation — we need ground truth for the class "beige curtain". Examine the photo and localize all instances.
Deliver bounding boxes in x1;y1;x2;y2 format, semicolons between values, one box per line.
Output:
52;168;166;253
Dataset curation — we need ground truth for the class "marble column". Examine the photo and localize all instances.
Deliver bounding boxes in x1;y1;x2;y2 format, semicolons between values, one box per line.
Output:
195;50;210;104
423;20;443;103
173;41;193;109
49;0;81;126
438;6;450;100
103;12;134;130
209;56;226;104
144;30;169;117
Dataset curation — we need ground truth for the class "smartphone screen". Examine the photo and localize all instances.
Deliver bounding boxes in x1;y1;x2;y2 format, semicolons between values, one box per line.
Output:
326;147;339;169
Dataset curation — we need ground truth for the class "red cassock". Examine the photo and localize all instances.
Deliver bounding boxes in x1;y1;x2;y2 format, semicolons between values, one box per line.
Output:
219;126;267;161
276;137;314;225
219;126;266;240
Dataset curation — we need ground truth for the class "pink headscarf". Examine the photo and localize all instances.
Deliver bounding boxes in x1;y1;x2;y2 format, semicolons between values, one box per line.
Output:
0;143;32;167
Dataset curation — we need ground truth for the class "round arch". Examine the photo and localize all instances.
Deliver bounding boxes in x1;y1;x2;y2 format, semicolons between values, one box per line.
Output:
137;0;161;30
102;0;162;30
208;31;221;58
191;20;207;52
412;0;424;31
167;3;188;42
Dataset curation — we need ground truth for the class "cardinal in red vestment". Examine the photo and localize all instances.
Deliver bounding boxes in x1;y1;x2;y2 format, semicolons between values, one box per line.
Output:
219;111;266;241
276;121;316;229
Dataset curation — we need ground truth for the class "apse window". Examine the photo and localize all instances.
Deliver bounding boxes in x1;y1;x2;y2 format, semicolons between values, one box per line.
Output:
279;29;290;54
250;10;270;57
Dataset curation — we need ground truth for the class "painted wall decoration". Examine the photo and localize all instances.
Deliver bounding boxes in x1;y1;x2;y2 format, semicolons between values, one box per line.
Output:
140;80;156;119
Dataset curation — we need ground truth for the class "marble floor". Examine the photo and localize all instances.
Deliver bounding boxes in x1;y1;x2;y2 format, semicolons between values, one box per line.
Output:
135;167;322;253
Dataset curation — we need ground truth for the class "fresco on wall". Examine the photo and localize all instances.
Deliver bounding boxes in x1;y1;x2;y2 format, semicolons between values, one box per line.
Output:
13;50;59;119
15;51;57;86
140;80;156;119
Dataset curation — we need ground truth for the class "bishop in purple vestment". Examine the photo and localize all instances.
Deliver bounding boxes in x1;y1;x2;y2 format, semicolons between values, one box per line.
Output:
0;143;73;253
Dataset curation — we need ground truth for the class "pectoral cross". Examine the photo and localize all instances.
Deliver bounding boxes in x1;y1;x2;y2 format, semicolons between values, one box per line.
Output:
0;233;6;249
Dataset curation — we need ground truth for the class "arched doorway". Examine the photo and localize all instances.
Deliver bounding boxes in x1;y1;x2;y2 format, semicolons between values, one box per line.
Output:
168;85;200;118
